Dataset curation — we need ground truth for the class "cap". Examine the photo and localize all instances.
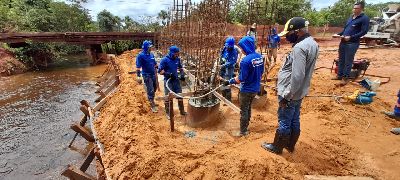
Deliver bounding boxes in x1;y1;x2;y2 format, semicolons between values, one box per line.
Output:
251;23;257;29
278;17;309;37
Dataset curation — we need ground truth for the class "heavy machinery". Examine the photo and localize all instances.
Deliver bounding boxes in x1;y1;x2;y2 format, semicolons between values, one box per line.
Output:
363;4;400;46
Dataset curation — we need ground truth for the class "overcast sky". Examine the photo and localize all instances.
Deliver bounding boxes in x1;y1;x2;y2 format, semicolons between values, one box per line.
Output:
65;0;396;20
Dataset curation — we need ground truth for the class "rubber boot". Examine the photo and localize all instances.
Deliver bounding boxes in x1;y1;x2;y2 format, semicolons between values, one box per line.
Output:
391;127;400;135
338;77;349;86
331;76;342;80
150;100;158;113
261;130;289;155
285;130;300;153
178;99;187;115
164;100;170;120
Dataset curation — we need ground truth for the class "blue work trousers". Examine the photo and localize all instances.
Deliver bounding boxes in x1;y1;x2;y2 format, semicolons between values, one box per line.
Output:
143;75;157;101
222;66;234;100
277;96;303;136
164;78;182;96
338;42;359;78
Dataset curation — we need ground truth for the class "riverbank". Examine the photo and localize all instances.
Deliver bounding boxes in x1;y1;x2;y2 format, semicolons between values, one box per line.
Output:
0;56;107;179
0;48;27;76
94;45;400;179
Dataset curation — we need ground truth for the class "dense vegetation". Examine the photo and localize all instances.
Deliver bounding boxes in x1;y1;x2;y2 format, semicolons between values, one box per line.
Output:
0;0;398;68
228;0;398;27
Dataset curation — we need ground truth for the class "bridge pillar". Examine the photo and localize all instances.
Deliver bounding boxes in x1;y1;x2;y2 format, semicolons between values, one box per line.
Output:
86;44;104;65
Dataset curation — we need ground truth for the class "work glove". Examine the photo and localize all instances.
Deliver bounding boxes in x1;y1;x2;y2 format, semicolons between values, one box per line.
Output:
221;58;227;65
223;80;230;86
136;76;143;84
179;71;185;81
179;74;185;81
165;73;176;80
279;98;289;108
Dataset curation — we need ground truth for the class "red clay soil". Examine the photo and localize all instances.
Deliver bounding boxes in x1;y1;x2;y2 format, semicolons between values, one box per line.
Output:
94;42;400;179
0;48;27;76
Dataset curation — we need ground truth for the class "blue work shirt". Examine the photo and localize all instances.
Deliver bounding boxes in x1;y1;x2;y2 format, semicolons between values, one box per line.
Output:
136;51;157;76
395;90;400;116
237;36;264;93
220;46;239;68
158;55;183;80
338;13;370;43
267;34;280;48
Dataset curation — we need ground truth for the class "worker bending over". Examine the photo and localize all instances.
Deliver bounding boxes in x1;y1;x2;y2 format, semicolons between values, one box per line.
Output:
224;36;264;136
220;36;239;102
136;40;158;113
158;46;187;119
262;17;319;154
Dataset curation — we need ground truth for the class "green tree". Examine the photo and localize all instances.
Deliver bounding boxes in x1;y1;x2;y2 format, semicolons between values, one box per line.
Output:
97;9;120;32
228;0;312;25
158;10;169;26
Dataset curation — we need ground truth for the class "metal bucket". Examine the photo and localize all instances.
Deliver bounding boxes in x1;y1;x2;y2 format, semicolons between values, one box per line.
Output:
187;97;220;128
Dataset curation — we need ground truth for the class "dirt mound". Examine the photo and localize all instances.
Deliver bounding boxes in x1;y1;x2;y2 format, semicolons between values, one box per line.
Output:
0;48;27;76
94;45;400;179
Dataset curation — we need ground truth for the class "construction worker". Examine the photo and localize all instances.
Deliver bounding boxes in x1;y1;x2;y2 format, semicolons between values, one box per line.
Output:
246;23;257;46
261;17;319;154
385;89;400;120
220;36;239;101
136;40;158;113
267;27;280;63
387;90;400;135
224;36;264;136
332;1;369;86
158;45;187;119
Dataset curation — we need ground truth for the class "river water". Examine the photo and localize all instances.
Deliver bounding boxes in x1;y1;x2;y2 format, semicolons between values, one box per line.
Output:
0;56;106;180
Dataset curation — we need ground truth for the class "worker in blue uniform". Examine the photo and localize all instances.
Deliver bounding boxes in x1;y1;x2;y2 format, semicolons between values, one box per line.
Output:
224;36;264;136
220;36;239;101
136;40;158;113
158;46;187;119
267;27;280;63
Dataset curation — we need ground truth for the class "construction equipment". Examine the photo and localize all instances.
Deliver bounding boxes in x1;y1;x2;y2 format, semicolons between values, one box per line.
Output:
342;90;376;105
362;4;400;46
331;59;370;79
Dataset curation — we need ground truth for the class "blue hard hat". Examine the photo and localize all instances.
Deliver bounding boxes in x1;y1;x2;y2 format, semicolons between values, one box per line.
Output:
142;40;153;51
225;36;235;48
169;45;180;54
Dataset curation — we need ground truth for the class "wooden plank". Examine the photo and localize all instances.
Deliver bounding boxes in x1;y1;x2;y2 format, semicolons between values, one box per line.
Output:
61;165;96;180
93;93;111;112
213;91;241;113
70;123;95;142
103;80;118;96
97;75;116;93
80;105;90;117
80;147;96;172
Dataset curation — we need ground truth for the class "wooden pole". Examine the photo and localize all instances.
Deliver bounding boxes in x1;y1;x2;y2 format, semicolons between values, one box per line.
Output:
169;93;174;132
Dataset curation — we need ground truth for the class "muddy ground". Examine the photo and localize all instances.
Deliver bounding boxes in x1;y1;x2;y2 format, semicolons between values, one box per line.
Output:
94;40;400;180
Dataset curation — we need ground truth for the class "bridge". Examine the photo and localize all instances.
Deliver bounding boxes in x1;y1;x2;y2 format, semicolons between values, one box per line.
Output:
0;32;159;65
0;32;159;44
